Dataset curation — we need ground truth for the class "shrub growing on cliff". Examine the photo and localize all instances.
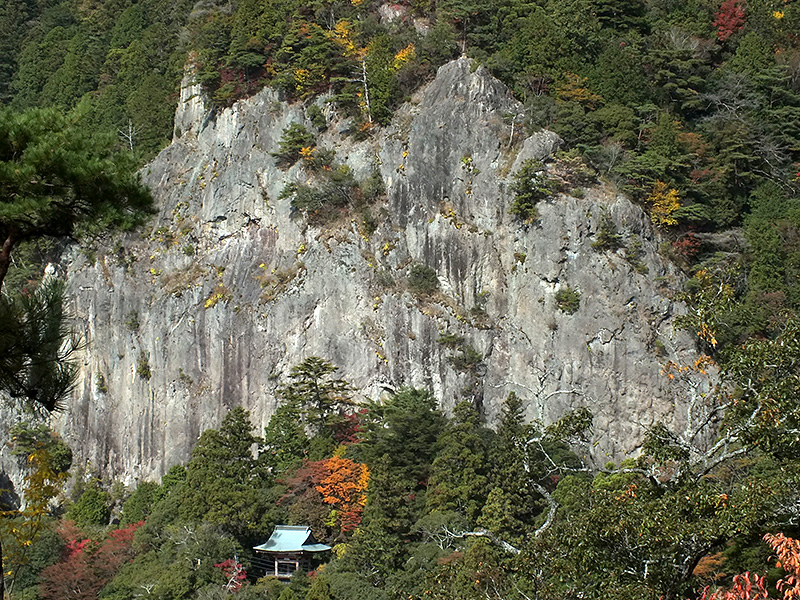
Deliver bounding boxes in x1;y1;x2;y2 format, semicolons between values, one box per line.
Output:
272;123;316;168
136;351;151;380
283;165;383;226
555;286;581;314
592;211;623;251
625;235;649;274
282;165;359;224
509;159;555;224
448;344;484;373
306;104;327;131
408;263;439;297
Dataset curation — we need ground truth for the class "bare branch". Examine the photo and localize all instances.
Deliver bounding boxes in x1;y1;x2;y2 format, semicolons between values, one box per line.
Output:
442;527;521;555
531;482;557;538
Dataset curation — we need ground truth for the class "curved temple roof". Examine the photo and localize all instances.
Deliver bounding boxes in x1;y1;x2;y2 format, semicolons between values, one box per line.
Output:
253;525;331;553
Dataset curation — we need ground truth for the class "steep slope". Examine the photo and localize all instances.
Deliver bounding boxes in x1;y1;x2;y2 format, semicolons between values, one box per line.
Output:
49;58;702;483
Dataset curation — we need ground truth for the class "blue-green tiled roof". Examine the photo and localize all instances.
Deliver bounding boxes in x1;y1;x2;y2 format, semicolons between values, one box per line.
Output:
253;526;331;553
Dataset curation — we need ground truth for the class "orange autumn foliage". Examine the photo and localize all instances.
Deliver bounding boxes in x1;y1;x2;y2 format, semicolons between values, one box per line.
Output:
693;552;726;582
765;534;800;600
690;535;800;600
314;455;369;511
698;573;769;600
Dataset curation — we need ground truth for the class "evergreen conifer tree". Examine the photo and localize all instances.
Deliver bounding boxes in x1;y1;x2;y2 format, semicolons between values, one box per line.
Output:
179;407;273;538
0;107;152;292
278;357;353;454
479;392;540;544
426;401;489;525
263;397;309;475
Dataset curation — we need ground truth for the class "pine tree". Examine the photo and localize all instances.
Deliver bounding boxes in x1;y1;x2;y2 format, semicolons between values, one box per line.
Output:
279;357;354;452
179;407;272;538
263;397;309;475
0;278;80;412
0;107;153;292
426;401;489;525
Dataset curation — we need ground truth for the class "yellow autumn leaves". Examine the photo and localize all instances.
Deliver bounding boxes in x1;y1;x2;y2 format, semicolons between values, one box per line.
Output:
648;180;681;227
328;19;415;68
393;43;416;70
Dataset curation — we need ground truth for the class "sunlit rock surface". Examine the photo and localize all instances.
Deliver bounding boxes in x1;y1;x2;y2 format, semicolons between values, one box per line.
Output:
4;58;704;486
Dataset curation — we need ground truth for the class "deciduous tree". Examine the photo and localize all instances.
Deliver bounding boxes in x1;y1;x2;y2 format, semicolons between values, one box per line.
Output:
1;445;69;599
39;521;143;600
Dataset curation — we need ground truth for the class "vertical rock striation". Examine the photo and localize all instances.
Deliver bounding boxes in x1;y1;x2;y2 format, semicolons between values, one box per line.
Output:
17;58;704;485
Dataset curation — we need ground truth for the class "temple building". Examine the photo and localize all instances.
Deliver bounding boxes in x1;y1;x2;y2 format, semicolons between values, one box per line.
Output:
252;525;331;579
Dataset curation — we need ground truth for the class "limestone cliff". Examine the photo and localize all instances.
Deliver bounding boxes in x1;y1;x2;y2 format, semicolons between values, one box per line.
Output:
8;58;704;486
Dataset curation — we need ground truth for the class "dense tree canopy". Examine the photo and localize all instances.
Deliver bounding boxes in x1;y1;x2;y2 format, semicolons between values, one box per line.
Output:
0;342;797;600
2;0;799;338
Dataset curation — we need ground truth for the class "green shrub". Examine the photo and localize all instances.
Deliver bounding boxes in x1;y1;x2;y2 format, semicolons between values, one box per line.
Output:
438;332;466;348
375;269;395;289
408;263;439;296
125;311;140;332
360;170;386;203
67;484;112;528
272;123;316;168
136;351;151;380
95;373;108;394
448;344;484;372
282;165;380;226
592;211;623;251
509;159;555;224
625;235;649;274
306;104;327;131
360;208;378;235
555;286;581;314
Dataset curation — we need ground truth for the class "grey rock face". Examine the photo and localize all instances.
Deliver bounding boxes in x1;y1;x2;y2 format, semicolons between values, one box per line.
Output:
39;58;703;484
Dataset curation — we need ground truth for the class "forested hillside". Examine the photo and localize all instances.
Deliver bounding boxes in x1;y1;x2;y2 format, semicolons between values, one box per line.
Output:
2;0;800;599
4;347;800;600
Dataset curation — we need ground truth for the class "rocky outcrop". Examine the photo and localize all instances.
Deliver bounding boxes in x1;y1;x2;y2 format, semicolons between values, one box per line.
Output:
23;58;703;485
